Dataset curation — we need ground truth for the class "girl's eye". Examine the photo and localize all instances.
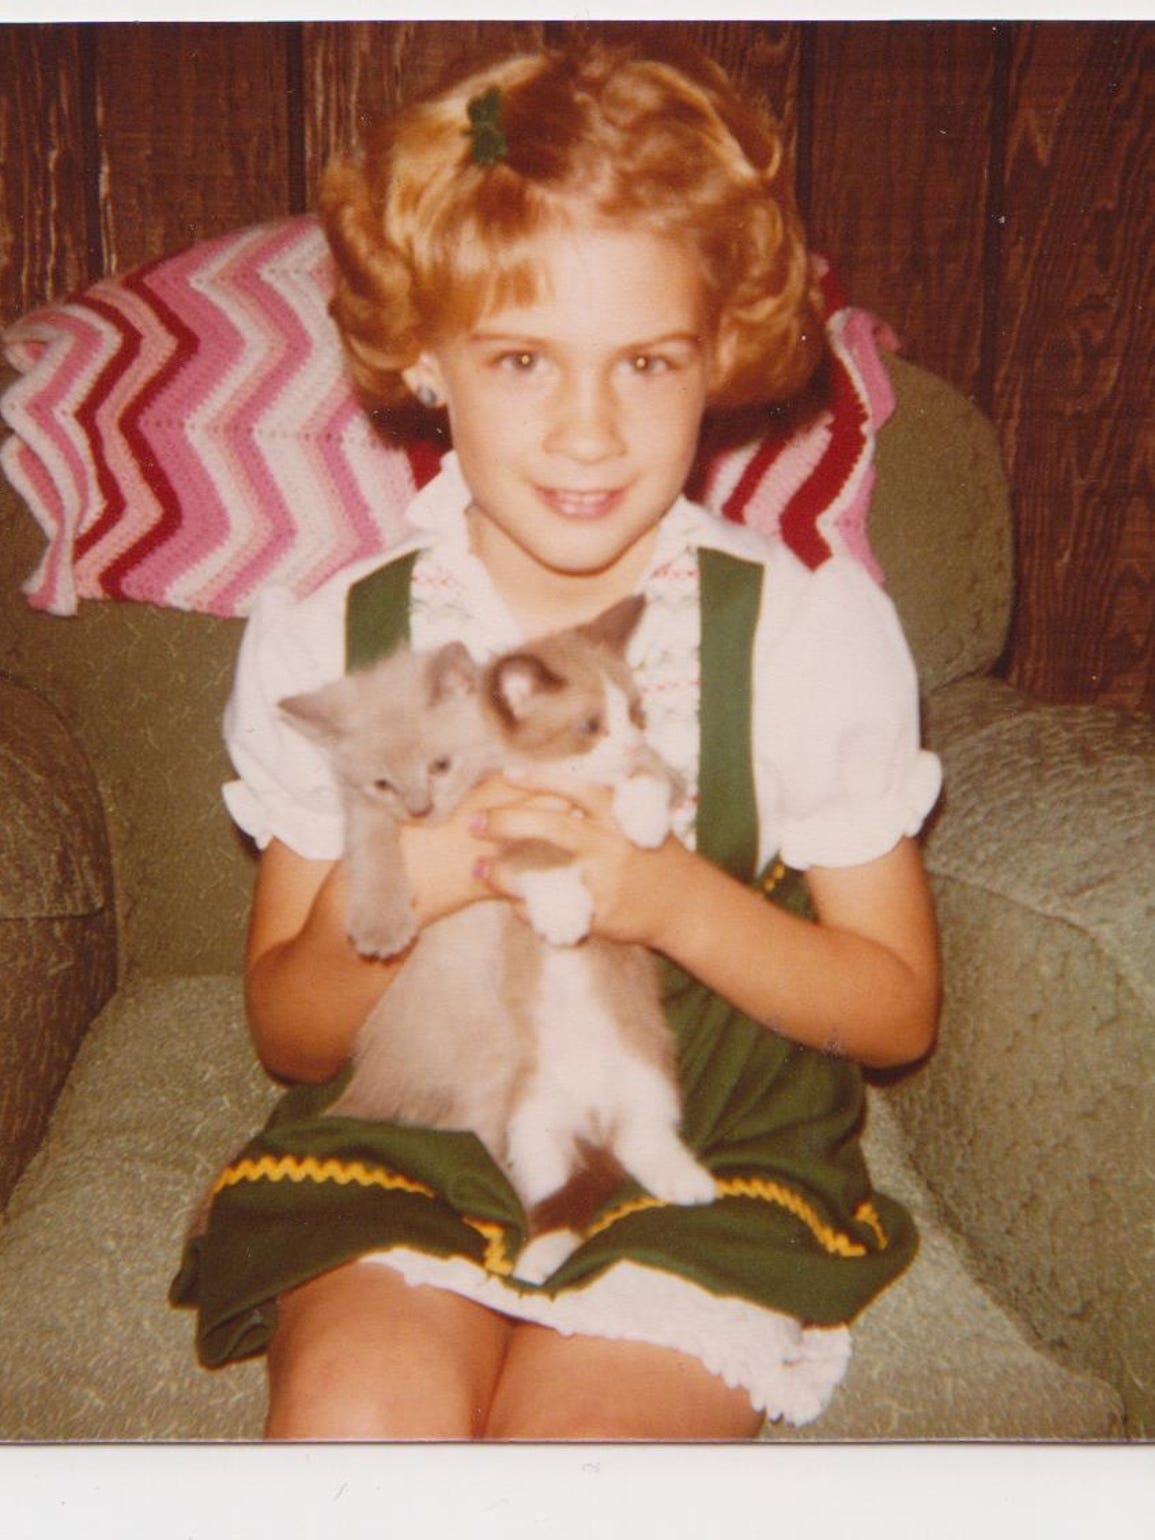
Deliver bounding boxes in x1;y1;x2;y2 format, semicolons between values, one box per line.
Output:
496;351;540;374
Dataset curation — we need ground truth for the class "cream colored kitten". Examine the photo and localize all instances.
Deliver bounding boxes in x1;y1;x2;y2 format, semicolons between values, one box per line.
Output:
281;598;715;1284
281;639;500;959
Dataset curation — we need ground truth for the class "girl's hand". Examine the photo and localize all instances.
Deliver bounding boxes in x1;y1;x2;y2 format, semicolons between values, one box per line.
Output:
398;773;521;926
468;768;683;947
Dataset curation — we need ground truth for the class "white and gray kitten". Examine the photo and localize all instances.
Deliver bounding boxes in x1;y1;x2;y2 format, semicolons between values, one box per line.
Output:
280;598;714;1283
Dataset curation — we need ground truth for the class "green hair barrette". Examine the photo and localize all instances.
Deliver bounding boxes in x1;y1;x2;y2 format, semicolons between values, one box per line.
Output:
465;86;508;167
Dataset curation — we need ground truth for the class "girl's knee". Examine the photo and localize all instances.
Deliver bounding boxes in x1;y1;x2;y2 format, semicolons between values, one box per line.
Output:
485;1393;760;1441
265;1355;417;1440
264;1264;509;1440
483;1327;763;1442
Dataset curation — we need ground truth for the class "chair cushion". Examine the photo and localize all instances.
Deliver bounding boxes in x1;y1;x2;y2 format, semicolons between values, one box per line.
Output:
898;677;1155;1435
0;974;1121;1439
1;217;892;619
867;355;1014;693
0;679;112;920
774;1087;1124;1440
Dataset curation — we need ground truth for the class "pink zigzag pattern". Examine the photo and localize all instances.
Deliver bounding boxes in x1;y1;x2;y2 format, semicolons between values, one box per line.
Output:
199;224;310;613
2;216;896;617
127;237;250;606
2;309;111;612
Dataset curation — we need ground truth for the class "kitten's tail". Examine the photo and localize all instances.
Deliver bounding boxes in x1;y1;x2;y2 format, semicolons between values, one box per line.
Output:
527;1140;626;1238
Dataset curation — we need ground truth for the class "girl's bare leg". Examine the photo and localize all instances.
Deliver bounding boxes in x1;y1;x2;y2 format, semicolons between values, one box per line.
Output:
484;1322;763;1441
264;1260;513;1439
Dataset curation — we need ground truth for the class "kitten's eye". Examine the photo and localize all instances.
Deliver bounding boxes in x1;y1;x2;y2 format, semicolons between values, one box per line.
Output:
578;713;603;736
429;756;452;777
371;777;394;795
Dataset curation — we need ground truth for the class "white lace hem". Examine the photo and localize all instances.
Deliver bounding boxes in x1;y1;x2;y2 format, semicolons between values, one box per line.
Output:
360;1249;851;1427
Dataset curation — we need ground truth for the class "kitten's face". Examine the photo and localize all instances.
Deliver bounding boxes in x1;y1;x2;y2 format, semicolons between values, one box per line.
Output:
486;597;648;783
281;643;494;820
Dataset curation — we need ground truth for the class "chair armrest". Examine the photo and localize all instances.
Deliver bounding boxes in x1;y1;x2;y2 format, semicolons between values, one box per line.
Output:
0;678;117;1207
888;675;1155;1433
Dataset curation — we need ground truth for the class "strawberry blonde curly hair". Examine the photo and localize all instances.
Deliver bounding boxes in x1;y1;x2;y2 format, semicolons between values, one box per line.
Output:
320;33;824;414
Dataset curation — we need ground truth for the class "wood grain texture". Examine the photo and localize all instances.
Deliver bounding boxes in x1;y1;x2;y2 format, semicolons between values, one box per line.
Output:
91;23;292;273
301;20;798;201
996;22;1155;714
805;21;998;400
0;24;90;323
555;18;804;131
301;19;547;199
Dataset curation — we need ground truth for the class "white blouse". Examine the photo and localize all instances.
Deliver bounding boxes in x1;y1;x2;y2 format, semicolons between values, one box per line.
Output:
223;453;941;872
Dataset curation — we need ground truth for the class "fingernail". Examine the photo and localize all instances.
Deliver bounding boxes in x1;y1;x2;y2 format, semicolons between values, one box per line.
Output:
472;857;492;883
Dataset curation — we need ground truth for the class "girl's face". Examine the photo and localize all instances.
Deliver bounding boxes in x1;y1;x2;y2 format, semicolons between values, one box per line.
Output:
409;223;714;626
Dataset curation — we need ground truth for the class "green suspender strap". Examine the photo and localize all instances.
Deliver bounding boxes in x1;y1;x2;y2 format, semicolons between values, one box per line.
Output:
694;547;762;884
345;550;421;671
697;545;814;919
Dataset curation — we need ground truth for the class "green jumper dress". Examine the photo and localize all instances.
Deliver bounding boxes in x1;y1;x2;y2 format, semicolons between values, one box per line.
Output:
172;546;917;1390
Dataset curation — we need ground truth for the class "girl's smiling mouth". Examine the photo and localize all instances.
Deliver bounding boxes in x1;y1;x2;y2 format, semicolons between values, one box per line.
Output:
535;486;627;519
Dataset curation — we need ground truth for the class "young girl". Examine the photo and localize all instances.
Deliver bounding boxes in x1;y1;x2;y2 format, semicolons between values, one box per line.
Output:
174;33;942;1440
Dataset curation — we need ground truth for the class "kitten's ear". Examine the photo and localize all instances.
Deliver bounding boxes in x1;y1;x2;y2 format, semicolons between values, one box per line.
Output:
279;679;355;743
580;595;645;655
427;641;480;704
488;654;564;723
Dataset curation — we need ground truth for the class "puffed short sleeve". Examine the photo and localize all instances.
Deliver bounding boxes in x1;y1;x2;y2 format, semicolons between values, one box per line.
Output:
221;580;350;861
752;553;942;870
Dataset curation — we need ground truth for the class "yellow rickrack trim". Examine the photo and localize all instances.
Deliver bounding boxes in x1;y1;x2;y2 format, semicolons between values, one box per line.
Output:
718;1176;870;1258
854;1200;888;1251
463;1218;517;1277
211;1153;436;1201
211;1153;520;1277
760;858;788;896
582;1175;887;1260
209;1155;888;1271
584;1193;668;1240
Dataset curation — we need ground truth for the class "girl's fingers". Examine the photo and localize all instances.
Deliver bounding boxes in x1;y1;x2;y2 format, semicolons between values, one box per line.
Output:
474;803;590;851
502;765;613;818
457;772;548;813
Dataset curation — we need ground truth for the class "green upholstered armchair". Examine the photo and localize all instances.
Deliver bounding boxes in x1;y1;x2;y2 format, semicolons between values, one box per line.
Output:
0;350;1147;1440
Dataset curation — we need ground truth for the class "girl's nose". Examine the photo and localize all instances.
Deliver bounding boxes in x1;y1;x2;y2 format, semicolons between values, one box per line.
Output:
545;374;625;462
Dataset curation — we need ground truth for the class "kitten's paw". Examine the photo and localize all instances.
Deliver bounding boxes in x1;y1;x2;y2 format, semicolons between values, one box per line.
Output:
626;1143;716;1207
657;1157;718;1207
518;867;594;947
513;1229;581;1285
347;898;417;959
612;775;671;849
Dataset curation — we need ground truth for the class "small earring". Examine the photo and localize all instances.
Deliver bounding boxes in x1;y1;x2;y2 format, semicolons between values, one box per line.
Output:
415;384;441;409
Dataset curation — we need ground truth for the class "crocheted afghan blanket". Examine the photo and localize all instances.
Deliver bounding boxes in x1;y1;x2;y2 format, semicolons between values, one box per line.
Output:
1;215;895;619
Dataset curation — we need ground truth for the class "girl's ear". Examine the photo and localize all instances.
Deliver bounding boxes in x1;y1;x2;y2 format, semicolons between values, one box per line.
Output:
402;352;448;410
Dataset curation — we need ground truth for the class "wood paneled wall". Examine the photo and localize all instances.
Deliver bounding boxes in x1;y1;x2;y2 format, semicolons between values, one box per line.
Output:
2;19;1151;714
